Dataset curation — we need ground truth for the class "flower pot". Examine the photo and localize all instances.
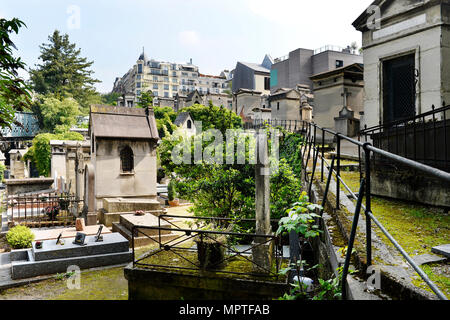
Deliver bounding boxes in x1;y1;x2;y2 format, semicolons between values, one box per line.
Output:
168;199;179;207
195;239;226;270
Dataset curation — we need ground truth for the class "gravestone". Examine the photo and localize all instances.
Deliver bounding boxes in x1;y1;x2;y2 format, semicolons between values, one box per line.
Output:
431;244;450;258
83;163;97;226
334;106;360;137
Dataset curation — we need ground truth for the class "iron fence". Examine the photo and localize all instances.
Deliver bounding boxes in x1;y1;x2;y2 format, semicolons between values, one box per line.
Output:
5;192;82;228
131;215;284;281
360;104;450;172
244;119;308;133
298;120;450;300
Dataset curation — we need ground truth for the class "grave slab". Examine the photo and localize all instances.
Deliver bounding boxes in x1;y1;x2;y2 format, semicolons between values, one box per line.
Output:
431;244;450;258
412;253;447;266
32;225;111;242
32;233;129;261
10;232;132;279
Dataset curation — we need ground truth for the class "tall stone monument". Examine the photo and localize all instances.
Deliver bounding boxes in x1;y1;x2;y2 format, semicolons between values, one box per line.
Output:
252;130;273;273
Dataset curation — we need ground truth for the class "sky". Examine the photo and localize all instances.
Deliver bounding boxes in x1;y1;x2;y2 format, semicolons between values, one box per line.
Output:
1;0;374;93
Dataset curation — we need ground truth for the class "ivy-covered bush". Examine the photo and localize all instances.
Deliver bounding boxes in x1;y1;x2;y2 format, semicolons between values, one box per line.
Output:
23;131;84;176
6;225;35;249
0;163;5;182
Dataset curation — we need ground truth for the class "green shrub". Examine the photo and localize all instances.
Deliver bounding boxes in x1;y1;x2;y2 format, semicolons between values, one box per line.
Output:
0;163;5;182
6;225;35;249
168;180;176;201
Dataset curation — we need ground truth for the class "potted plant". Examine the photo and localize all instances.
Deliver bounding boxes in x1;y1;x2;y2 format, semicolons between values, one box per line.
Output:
168;180;179;207
194;223;230;270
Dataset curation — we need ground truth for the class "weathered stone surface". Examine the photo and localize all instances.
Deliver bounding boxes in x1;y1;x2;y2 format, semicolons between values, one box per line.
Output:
12;251;132;280
431;244;450;258
412;253;447;266
124;265;289;300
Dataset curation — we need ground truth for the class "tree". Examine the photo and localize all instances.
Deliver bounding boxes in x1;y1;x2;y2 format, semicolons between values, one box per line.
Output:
137;90;154;108
33;94;80;133
179;103;242;134
101;92;121;106
29;30;99;114
0;18;32;130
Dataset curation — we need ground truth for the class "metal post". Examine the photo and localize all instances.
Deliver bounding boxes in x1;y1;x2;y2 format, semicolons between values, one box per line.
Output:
336;135;341;210
321;129;325;182
320;156;335;217
364;143;372;266
308;140;320;199
342;179;365;300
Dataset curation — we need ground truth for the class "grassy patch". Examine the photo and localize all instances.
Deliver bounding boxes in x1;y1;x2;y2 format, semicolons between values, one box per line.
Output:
412;263;450;299
136;243;287;282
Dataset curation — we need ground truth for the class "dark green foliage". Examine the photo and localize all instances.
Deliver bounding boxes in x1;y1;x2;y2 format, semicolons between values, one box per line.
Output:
101;92;121;105
279;131;304;177
29;30;100;114
24;131;84;176
0;18;32;130
179;104;243;134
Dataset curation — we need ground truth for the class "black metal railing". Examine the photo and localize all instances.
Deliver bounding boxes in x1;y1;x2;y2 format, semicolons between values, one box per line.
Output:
131;215;284;280
298;120;450;300
244;119;308;133
5;192;82;228
360;104;450;172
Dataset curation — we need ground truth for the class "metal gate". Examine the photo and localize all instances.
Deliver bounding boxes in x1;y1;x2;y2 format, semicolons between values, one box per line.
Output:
5;192;83;228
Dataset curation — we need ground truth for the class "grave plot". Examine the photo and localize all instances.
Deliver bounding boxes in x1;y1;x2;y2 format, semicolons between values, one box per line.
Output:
10;232;132;280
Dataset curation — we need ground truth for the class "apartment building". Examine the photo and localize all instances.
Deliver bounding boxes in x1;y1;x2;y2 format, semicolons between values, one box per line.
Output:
270;45;363;92
112;50;228;107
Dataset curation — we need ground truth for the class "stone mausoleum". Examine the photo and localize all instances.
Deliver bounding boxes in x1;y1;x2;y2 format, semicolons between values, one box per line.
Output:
89;105;161;223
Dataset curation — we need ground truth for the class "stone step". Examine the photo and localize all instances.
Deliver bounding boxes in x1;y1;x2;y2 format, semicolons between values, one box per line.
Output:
103;198;162;213
100;210;167;227
119;214;172;237
112;222;179;248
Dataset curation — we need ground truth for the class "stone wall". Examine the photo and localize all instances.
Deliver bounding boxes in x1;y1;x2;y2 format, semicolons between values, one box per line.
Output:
371;163;450;208
94;139;158;210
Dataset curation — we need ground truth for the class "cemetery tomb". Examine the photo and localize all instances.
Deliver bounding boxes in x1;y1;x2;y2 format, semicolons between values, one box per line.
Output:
10;232;132;280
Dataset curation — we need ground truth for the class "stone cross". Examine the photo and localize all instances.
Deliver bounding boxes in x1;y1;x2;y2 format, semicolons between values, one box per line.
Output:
341;88;352;108
252;131;273;273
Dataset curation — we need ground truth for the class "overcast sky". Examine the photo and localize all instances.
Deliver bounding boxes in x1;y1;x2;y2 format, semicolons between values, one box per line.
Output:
1;0;374;93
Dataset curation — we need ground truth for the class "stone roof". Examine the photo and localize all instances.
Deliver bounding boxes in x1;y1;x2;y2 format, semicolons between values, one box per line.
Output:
89;105;159;140
239;61;270;74
310;63;364;80
174;112;192;126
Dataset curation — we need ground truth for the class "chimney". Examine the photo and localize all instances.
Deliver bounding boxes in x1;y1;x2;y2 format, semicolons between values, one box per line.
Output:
190;58;193;64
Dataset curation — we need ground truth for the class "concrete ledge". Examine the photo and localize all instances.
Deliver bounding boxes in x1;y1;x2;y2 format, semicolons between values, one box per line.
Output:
124;264;289;300
5;178;54;195
12;250;132;280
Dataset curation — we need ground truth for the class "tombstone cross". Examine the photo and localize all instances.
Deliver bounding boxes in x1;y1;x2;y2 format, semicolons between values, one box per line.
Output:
341;88;352;108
